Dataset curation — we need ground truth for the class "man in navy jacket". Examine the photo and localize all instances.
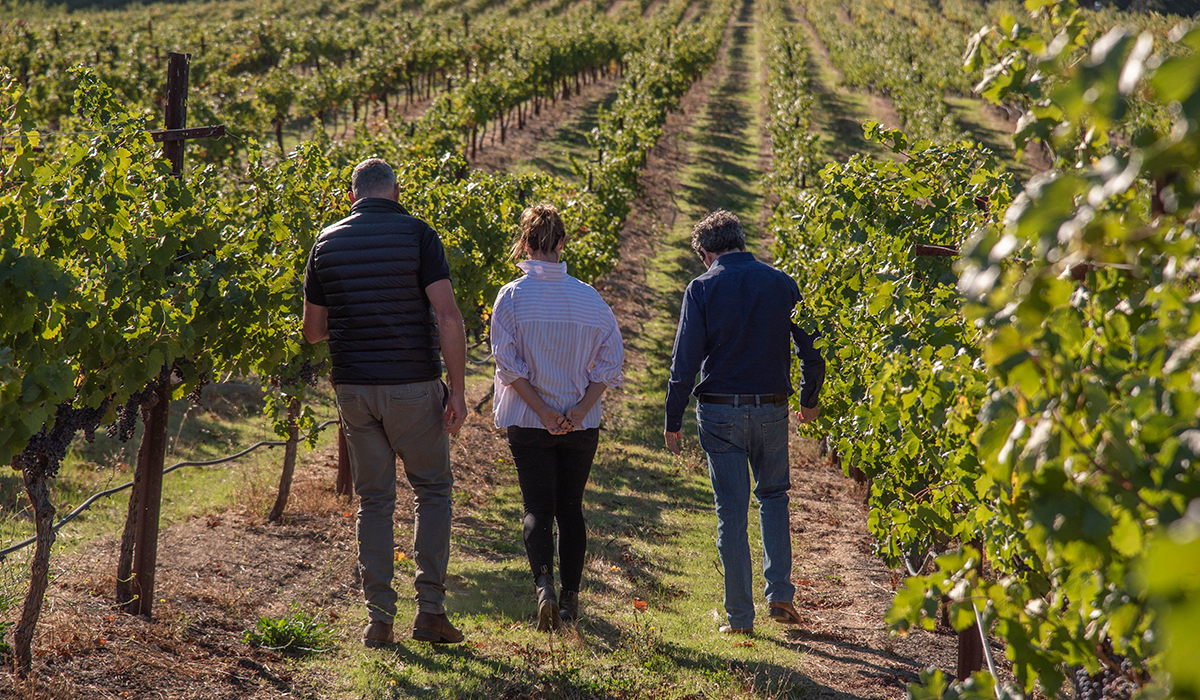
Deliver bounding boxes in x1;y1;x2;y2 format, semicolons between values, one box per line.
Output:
664;210;824;635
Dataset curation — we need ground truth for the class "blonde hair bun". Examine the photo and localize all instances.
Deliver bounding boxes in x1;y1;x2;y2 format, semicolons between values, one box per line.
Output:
512;204;567;262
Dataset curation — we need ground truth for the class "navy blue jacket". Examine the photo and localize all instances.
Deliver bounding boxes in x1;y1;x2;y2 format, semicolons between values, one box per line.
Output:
664;251;824;433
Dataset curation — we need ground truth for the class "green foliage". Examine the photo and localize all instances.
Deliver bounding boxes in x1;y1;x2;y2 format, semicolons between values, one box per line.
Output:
906;668;1016;700
965;0;1184;168
0;70;221;470
800;0;982;141
1138;506;1200;700
768;0;1200;695
885;1;1200;697
0;0;640;166
578;0;730;236
0;0;731;651
774;125;1014;566
245;607;336;655
761;0;821;194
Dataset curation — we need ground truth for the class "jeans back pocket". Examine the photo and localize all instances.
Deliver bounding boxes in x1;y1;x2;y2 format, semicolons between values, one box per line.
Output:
698;416;738;454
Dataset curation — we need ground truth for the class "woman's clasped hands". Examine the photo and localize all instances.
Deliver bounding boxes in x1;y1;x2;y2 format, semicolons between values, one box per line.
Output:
536;401;590;435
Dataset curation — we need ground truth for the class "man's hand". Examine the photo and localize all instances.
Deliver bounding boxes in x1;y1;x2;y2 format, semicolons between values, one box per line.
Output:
443;391;468;434
427;279;468;434
539;408;572;435
797;405;820;423
664;430;682;455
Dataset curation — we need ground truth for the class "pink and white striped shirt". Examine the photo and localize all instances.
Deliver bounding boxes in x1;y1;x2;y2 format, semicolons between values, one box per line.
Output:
491;260;624;430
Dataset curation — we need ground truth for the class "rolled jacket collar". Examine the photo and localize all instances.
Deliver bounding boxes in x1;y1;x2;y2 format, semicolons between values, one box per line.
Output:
715;251;755;265
350;197;412;217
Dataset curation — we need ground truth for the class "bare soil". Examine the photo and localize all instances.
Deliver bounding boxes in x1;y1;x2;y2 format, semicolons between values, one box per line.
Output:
978;102;1054;173
466;73;620;176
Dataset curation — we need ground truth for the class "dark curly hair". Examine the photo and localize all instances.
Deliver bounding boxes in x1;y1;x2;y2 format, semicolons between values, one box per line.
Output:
691;210;745;256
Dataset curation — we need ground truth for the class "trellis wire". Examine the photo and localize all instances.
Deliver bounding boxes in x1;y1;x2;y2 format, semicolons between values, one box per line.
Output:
0;419;339;561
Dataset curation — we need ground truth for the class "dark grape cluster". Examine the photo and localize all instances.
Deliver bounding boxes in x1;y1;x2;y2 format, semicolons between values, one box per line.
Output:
105;384;156;442
1070;653;1140;700
13;399;109;479
187;374;208;405
275;359;325;388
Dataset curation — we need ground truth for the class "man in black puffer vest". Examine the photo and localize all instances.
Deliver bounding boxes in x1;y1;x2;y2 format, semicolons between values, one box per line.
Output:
303;158;468;647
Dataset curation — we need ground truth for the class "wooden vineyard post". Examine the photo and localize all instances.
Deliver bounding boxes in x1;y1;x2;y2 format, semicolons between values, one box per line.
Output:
118;381;169;616
116;52;224;618
956;537;987;679
957;624;985;680
913;244;986;680
268;398;302;523
336;426;352;496
163;52;188;175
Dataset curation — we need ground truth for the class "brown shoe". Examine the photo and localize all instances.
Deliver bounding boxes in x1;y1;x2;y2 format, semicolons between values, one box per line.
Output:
412;611;464;644
535;569;560;632
362;620;394;648
768;601;803;625
718;625;753;635
559;590;579;623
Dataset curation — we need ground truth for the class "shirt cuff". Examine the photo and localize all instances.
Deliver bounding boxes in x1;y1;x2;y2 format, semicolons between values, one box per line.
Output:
495;367;529;385
587;371;624;388
665;414;683;433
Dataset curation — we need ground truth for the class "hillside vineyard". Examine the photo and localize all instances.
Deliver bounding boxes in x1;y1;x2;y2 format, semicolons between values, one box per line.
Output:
3;0;1200;696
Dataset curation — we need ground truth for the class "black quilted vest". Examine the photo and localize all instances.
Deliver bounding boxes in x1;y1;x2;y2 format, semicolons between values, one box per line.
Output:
310;199;441;385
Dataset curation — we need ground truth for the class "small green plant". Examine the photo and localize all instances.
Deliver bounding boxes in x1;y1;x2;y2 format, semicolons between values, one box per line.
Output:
244;607;336;655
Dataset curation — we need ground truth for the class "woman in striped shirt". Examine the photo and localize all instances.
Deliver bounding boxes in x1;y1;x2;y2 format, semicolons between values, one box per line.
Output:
491;204;624;631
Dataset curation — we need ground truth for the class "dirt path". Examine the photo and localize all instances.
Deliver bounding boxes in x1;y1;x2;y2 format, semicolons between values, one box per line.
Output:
603;0;967;695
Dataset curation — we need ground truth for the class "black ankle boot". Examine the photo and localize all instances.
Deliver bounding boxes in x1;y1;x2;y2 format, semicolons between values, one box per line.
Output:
559;589;579;622
535;566;560;632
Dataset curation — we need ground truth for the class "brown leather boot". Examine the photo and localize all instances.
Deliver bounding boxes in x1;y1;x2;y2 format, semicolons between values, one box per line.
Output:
411;611;464;644
559;590;579;622
535;567;560;632
362;620;394;648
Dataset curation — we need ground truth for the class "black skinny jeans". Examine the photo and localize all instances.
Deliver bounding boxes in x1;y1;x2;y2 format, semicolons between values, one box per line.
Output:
506;426;600;592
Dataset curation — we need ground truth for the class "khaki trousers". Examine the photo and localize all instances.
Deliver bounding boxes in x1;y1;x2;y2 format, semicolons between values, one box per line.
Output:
336;380;452;623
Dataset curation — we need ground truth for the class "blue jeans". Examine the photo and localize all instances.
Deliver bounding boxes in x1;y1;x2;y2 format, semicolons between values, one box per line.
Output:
697;401;795;629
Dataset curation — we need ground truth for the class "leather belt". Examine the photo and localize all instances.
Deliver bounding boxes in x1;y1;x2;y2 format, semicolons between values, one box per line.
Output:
698;393;789;406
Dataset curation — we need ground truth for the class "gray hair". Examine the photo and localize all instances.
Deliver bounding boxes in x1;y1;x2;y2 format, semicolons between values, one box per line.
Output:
351;158;397;198
691;210;745;255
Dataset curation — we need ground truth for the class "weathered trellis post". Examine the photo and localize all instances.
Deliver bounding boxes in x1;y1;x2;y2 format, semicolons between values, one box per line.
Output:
116;52;224;618
913;243;985;680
